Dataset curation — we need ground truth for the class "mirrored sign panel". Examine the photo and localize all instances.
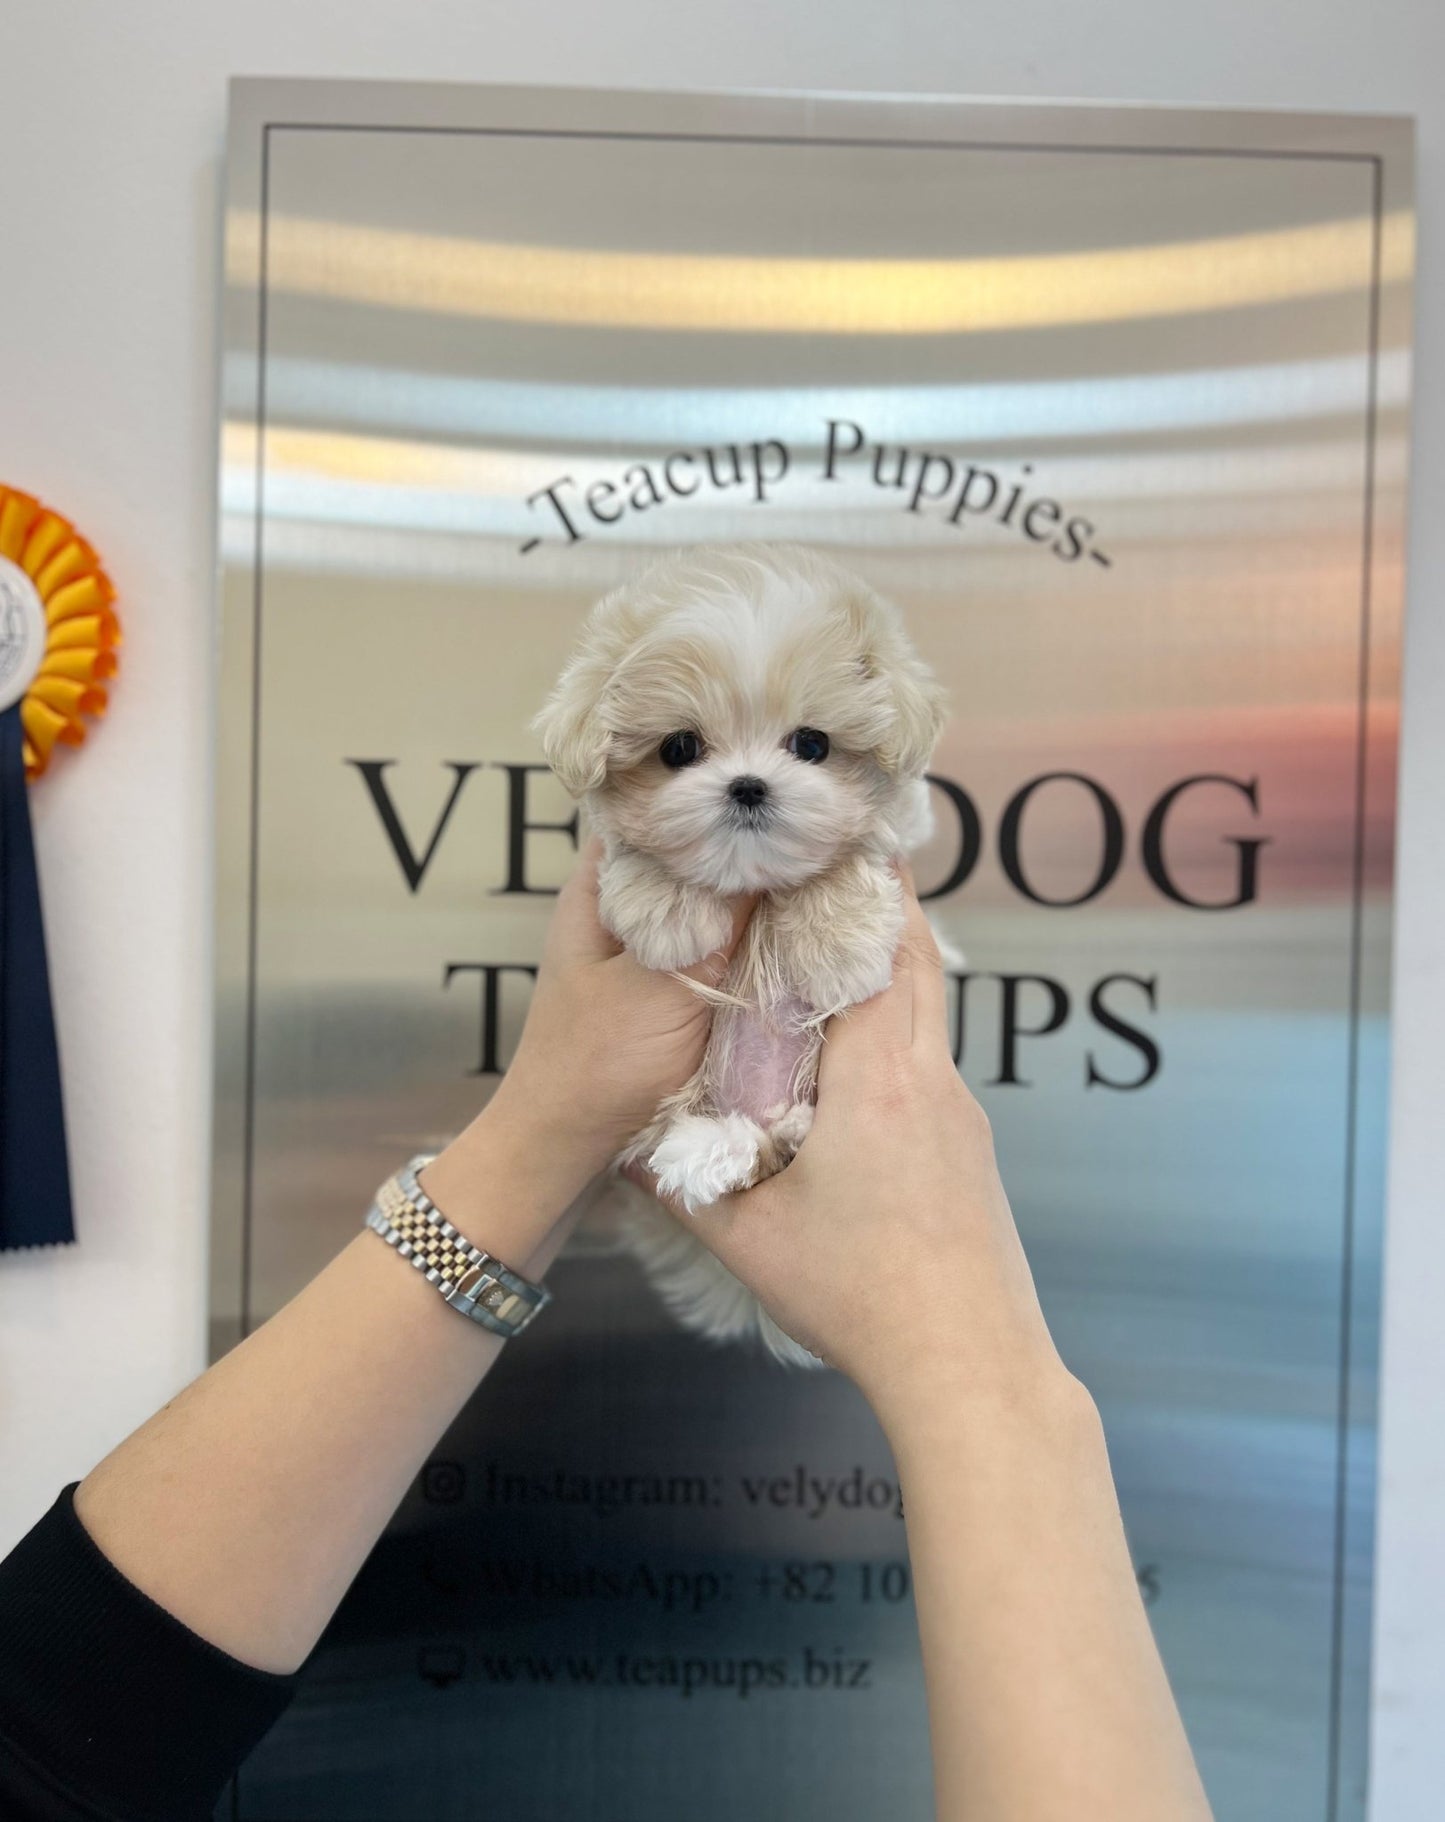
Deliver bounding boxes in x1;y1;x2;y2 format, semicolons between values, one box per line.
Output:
214;78;1411;1821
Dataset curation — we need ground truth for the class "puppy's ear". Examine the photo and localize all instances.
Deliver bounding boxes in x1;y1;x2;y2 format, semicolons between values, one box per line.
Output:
532;586;644;795
533;661;610;796
878;651;947;777
846;588;947;777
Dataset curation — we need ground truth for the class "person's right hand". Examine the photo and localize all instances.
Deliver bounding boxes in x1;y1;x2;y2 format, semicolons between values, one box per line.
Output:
682;870;1073;1431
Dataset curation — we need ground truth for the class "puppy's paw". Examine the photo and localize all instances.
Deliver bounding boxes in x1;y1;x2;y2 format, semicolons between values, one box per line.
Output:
794;937;896;1017
776;857;904;1015
768;1100;814;1158
627;896;734;974
598;852;733;973
649;1113;764;1213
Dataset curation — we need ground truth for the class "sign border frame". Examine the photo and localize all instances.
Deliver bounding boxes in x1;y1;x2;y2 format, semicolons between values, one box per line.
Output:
212;77;1414;1821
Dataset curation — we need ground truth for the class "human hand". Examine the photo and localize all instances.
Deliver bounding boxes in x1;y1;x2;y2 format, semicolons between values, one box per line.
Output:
671;870;1069;1433
422;838;753;1253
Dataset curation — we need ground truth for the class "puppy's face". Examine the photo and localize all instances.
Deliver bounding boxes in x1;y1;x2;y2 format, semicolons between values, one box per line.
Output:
601;642;884;896
536;546;945;896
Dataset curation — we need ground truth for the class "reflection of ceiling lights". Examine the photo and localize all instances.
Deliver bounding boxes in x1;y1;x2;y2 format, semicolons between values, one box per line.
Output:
227;209;1408;334
230;350;1410;449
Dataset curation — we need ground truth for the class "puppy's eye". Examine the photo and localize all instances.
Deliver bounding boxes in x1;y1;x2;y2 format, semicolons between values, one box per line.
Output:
786;727;830;764
659;730;703;769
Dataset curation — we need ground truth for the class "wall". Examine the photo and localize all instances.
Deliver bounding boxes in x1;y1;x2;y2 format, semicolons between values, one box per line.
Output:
0;4;1439;1815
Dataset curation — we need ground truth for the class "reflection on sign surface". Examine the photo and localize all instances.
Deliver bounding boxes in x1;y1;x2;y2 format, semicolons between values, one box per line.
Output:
213;79;1411;1821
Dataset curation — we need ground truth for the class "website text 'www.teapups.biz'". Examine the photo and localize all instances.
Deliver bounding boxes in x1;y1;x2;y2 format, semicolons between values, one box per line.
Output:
416;1645;874;1698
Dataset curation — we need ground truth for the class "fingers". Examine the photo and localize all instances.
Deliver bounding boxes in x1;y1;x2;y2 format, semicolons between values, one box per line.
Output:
622;1156;779;1284
549;836;621;964
816;862;945;1093
896;870;951;1055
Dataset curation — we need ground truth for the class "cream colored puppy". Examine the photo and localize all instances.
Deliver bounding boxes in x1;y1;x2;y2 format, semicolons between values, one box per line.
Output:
535;543;946;1364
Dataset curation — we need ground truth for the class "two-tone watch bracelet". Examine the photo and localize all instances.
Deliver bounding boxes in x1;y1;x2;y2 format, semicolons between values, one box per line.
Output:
364;1154;552;1339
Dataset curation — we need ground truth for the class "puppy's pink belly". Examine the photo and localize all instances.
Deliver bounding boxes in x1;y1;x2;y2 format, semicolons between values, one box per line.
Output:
715;997;812;1125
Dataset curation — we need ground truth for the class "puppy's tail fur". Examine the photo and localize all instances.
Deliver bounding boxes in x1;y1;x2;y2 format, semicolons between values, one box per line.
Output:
582;1171;822;1369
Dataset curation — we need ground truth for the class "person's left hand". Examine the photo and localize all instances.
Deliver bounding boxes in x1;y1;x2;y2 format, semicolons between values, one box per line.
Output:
421;838;753;1251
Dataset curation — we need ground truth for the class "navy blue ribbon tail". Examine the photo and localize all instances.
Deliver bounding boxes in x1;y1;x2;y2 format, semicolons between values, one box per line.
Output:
0;703;75;1249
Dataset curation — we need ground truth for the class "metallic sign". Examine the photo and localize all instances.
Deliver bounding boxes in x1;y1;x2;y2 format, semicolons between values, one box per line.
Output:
213;78;1412;1821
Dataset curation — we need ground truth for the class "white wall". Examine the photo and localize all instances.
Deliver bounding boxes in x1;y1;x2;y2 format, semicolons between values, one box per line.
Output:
0;4;1439;1815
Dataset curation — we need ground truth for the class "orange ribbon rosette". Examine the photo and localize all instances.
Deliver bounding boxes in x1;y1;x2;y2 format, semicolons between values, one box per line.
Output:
0;484;120;1250
0;485;120;779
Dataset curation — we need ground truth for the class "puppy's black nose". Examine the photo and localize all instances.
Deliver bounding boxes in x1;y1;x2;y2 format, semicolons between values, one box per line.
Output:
728;775;768;808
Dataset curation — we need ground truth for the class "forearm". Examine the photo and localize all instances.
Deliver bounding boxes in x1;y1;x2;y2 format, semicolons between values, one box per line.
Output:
66;834;734;1684
885;1368;1213;1822
73;1091;588;1675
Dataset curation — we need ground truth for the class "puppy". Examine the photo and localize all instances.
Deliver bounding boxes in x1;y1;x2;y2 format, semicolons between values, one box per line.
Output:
535;543;946;1365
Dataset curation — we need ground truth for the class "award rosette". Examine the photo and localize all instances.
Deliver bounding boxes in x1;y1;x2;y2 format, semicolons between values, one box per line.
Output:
0;485;119;1250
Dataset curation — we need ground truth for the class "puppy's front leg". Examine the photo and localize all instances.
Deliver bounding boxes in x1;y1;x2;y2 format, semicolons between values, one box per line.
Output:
598;845;734;974
773;853;904;1016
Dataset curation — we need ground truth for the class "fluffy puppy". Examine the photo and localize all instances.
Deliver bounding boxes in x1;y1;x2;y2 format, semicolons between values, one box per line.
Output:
535;543;946;1365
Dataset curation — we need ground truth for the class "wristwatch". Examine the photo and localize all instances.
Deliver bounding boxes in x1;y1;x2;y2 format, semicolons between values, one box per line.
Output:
364;1154;552;1339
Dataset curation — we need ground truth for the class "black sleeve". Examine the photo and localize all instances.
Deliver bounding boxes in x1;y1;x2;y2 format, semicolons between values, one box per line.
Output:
0;1484;298;1821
